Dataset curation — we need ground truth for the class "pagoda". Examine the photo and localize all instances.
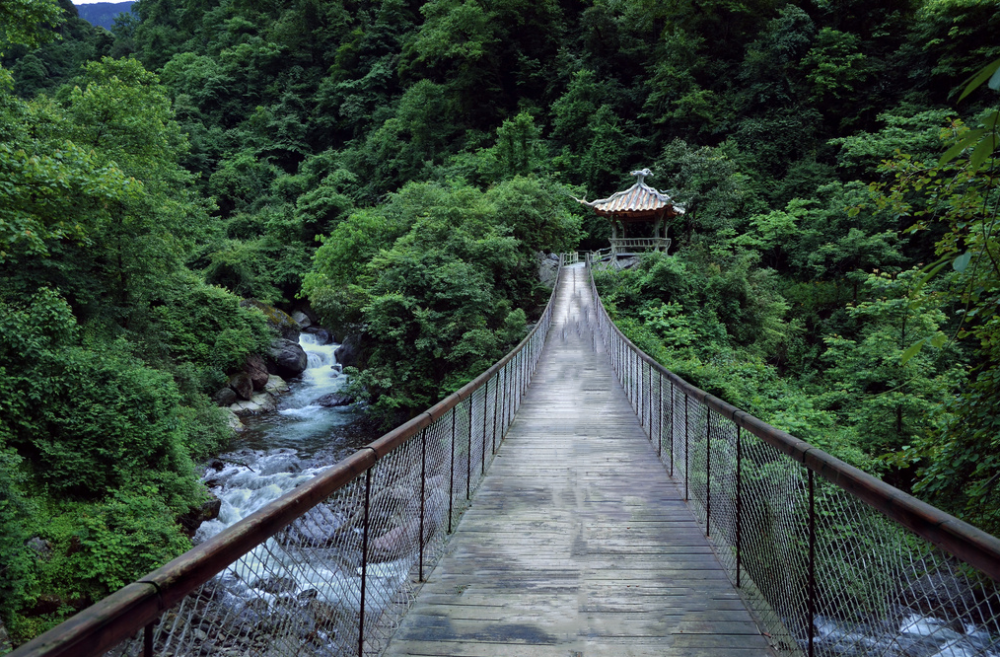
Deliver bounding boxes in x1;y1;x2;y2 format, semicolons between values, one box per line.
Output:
578;168;684;257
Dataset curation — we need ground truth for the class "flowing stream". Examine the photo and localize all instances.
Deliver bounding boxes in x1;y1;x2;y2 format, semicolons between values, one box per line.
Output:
175;332;416;652
196;333;376;543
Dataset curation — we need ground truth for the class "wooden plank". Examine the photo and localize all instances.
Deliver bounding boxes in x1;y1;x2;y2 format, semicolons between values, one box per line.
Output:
382;265;770;657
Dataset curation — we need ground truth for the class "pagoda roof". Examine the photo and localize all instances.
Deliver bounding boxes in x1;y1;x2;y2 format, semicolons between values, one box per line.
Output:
577;169;685;216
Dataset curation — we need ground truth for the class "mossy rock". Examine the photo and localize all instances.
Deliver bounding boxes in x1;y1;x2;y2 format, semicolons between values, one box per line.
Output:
241;300;300;341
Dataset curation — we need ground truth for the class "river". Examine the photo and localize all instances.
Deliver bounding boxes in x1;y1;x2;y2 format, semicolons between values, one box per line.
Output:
195;332;377;546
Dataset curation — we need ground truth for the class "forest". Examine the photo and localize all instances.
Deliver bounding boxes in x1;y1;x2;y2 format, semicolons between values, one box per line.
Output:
1;0;999;647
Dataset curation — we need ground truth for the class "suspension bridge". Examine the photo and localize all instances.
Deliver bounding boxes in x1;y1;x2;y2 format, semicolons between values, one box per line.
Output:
10;259;1000;657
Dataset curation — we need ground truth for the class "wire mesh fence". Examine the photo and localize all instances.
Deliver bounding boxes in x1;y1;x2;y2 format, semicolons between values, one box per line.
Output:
10;262;566;657
587;256;1000;657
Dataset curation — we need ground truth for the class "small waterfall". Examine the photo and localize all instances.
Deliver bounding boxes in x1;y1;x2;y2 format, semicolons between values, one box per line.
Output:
201;332;368;526
188;330;395;648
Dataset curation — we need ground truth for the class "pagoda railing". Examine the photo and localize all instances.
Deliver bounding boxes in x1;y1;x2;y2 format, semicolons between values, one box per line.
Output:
7;259;566;657
609;237;671;256
586;254;1000;657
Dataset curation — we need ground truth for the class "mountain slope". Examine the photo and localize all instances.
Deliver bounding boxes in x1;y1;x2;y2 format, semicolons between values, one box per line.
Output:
74;1;134;30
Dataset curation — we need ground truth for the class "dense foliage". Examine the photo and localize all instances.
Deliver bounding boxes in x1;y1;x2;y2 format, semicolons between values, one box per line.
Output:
2;0;1000;647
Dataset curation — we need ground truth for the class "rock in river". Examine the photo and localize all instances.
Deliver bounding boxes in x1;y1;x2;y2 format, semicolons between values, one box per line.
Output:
268;338;308;377
243;354;269;390
214;387;238;407
265;374;290;394
316;392;354;407
334;334;363;368
230;392;278;417
291;310;312;329
228;372;254;401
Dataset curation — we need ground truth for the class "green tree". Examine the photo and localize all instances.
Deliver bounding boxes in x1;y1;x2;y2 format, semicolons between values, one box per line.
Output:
1;0;64;51
821;270;961;457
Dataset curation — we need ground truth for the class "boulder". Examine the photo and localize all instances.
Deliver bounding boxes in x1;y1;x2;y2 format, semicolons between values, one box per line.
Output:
213;387;238;407
226;409;244;433
27;537;52;561
228;372;254;401
316;392;354;407
291;310;312;329
334;334;363;369
536;251;560;288
26;594;63;617
306;327;333;344
370;514;436;563
268;338;308;377
178;494;223;537
265;375;290;394
241;300;300;342
252;576;297;595
230;392;278;417
243;354;269;390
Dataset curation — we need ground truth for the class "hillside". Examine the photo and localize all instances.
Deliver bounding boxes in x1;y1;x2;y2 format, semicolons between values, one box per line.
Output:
74;1;133;30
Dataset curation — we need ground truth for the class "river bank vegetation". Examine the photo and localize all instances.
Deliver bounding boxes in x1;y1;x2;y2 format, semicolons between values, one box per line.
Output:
1;0;998;647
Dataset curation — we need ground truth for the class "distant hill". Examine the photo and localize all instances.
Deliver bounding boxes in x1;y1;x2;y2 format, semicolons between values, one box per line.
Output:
74;2;135;30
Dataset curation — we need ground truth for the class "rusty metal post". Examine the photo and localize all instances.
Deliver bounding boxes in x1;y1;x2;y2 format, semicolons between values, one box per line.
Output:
647;364;653;439
736;426;742;588
639;359;644;428
143;622;153;657
492;371;500;454
482;381;488;474
808;468;816;657
624;344;628;399
511;353;519;415
500;366;508;441
706;409;712;537
629;350;635;409
518;348;528;394
506;359;514;428
520;350;526;405
448;409;456;533
419;427;427;581
609;335;614;374
514;353;520;417
615;340;620;381
633;351;638;411
669;381;674;477
684;395;689;501
359;467;372;657
505;361;512;429
617;342;622;390
467;400;472;500
521;348;527;396
657;371;663;457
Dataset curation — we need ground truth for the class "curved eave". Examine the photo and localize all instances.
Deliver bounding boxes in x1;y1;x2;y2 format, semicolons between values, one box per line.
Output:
577;181;685;216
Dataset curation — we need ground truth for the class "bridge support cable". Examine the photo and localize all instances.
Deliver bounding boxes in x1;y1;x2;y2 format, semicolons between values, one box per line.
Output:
8;260;567;657
585;253;1000;657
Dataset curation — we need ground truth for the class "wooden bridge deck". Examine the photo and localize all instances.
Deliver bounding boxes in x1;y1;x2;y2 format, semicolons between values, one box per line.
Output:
383;265;772;657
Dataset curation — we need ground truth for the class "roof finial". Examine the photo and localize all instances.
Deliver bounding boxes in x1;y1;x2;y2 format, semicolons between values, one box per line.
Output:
630;168;653;185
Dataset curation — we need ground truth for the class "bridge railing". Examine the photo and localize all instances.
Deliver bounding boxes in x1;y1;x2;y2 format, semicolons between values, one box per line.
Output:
10;259;566;657
586;256;1000;657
